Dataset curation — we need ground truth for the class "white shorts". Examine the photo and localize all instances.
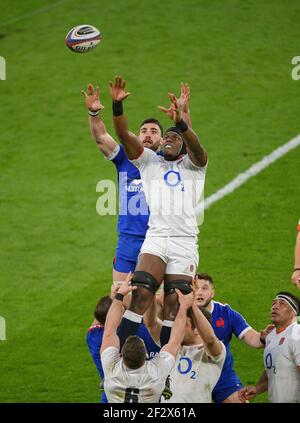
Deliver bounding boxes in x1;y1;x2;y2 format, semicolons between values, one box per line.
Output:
139;236;199;277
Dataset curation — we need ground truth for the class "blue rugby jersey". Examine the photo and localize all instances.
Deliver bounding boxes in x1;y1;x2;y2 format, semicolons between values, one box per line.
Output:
211;301;251;401
111;145;149;236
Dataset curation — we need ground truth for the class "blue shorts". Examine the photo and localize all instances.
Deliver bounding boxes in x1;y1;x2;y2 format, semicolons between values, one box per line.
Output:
212;369;243;403
113;233;145;273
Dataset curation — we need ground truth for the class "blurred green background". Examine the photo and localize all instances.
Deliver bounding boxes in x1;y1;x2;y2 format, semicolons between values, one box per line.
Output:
0;0;299;402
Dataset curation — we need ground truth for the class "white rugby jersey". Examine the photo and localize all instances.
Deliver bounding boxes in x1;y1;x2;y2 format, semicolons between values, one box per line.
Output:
101;347;175;403
131;149;207;237
264;322;300;403
161;342;226;403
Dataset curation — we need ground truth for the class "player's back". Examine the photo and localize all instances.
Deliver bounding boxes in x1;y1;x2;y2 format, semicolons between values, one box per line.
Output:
104;350;173;403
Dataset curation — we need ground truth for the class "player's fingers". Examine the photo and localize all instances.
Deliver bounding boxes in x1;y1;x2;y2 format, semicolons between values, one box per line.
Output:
88;83;94;94
174;288;182;297
158;106;168;113
123;92;131;99
96;86;100;98
121;79;126;90
81;90;88;98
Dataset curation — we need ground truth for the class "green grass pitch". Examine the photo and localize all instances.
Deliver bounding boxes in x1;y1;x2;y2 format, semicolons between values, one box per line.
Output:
0;0;300;402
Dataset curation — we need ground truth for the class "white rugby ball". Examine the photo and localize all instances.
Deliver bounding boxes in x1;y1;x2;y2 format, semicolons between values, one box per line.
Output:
65;25;101;53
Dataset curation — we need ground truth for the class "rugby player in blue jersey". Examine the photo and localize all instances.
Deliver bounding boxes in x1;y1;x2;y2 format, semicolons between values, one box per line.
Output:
110;76;208;349
195;273;273;403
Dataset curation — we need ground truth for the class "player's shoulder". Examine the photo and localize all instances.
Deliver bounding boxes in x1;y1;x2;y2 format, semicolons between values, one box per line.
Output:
288;322;300;340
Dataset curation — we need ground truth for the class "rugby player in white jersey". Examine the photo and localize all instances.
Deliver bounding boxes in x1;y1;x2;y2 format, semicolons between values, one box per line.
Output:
100;276;195;403
238;291;300;403
143;281;226;402
110;76;208;349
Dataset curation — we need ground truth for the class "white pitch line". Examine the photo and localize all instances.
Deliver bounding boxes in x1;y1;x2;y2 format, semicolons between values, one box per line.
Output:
199;134;300;211
0;0;68;30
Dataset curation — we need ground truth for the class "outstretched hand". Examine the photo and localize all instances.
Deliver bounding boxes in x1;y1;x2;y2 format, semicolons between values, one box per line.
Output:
158;82;190;122
81;83;104;112
109;76;131;102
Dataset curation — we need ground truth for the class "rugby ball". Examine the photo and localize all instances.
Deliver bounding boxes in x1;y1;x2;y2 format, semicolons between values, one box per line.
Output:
65;25;101;53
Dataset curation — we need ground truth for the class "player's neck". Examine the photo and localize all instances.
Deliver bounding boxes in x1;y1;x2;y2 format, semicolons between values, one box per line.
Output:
275;318;296;333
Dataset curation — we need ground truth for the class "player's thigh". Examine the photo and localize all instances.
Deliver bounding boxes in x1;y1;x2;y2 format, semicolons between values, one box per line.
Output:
135;253;166;283
165;237;198;278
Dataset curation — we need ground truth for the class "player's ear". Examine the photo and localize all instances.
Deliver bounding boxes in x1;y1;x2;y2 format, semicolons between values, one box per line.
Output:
211;288;215;299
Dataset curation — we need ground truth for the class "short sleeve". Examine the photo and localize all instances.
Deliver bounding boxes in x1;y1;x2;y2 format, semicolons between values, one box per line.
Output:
290;327;300;366
151;351;175;379
105;144;121;162
101;346;121;377
226;306;251;339
130;148;158;171
182;154;208;172
207;342;226;364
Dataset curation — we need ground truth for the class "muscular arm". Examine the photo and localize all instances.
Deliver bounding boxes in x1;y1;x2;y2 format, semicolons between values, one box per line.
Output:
162;289;194;358
161;304;188;358
113;112;144;160
110;76;143;160
191;303;222;357
181;125;208;167
100;298;123;353
89;115;118;157
292;230;300;289
242;329;265;348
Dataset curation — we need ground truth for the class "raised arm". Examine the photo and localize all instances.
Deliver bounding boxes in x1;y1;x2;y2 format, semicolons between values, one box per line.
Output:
292;229;300;289
82;83;117;157
162;289;195;358
109;76;143;160
100;274;136;354
191;303;222;357
172;94;207;167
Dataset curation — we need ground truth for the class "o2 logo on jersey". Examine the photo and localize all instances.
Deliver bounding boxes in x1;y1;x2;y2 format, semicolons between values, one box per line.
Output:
163;170;185;191
177;357;196;379
265;353;276;374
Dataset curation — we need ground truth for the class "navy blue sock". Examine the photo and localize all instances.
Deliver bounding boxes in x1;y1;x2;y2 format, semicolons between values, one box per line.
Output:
117;310;143;349
160;320;173;346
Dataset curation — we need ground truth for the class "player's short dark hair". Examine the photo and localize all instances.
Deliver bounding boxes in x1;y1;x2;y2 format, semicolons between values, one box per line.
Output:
121;335;147;369
94;296;112;324
140;118;163;136
195;273;214;285
275;291;300;315
187;305;212;329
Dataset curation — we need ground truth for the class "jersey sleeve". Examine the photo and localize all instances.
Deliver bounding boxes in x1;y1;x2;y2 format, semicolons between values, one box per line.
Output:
289;326;300;366
182;154;208;172
227;306;251;339
207;341;227;364
101;346;121;377
151;351;175;379
108;144;128;168
130;147;158;171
